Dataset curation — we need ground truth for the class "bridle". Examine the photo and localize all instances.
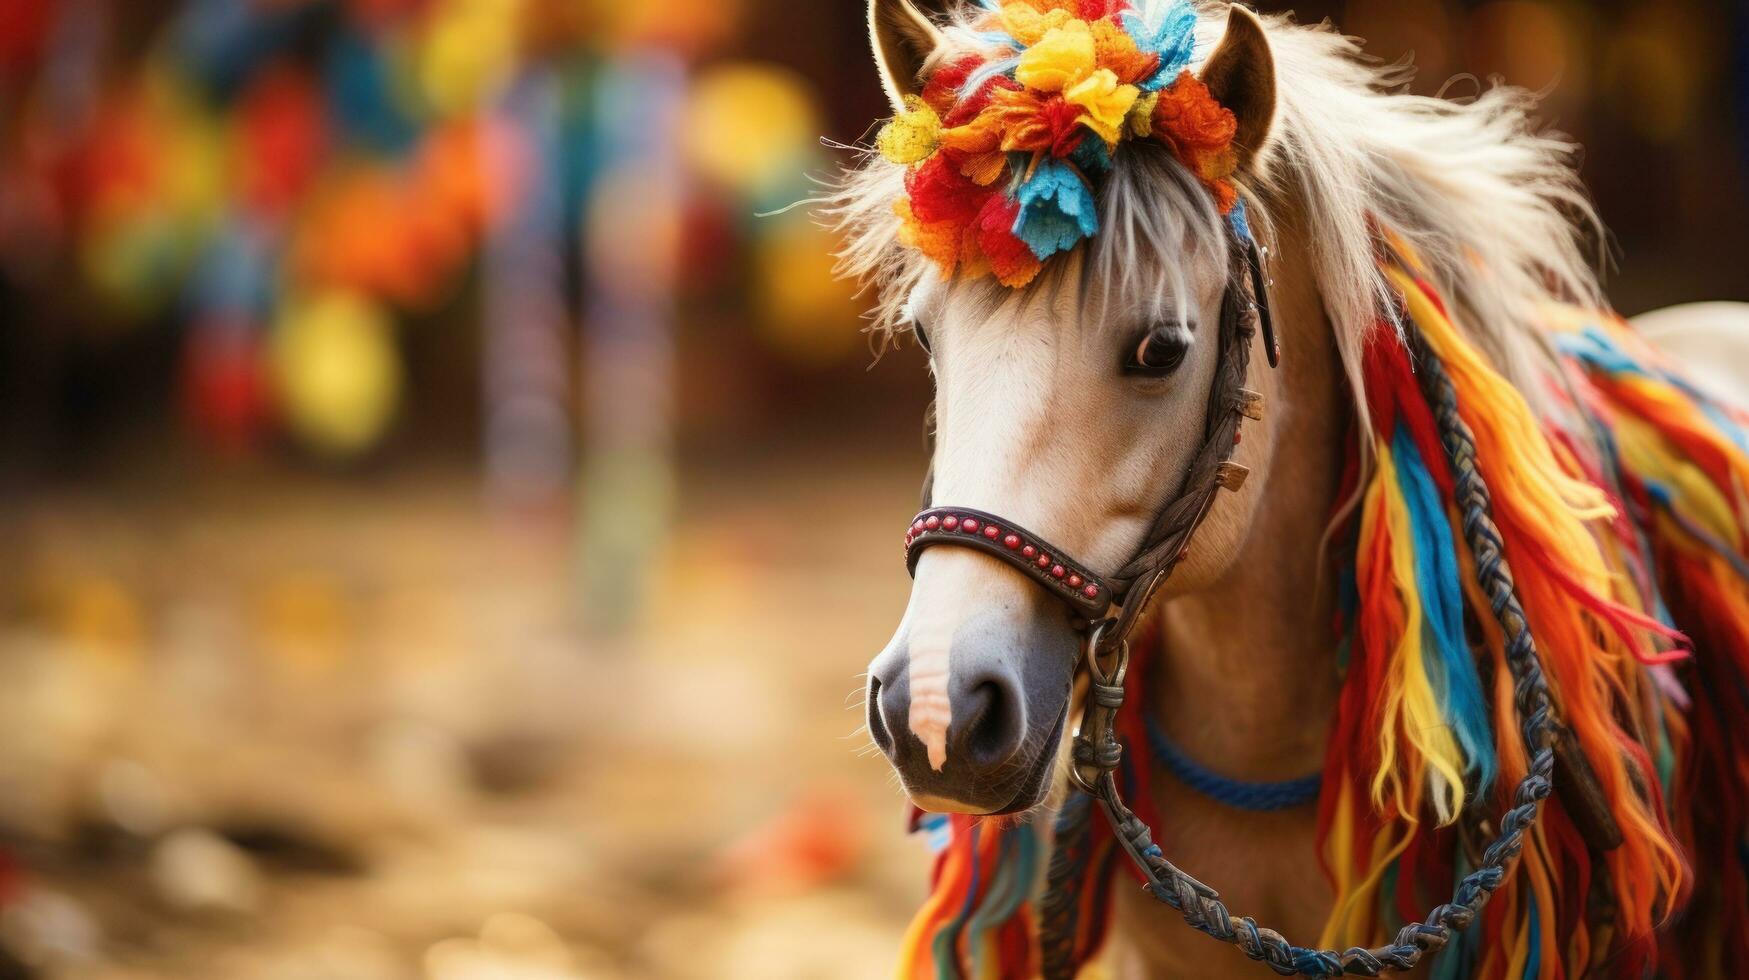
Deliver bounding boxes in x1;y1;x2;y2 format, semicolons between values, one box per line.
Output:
898;227;1566;977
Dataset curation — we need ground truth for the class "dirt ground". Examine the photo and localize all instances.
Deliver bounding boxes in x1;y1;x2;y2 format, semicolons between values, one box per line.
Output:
0;443;930;979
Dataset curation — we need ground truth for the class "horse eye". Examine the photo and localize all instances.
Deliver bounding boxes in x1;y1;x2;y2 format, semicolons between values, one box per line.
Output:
1124;325;1190;376
912;319;932;354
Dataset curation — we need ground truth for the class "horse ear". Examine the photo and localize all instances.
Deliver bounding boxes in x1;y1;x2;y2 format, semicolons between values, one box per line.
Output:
1200;6;1276;169
870;0;944;111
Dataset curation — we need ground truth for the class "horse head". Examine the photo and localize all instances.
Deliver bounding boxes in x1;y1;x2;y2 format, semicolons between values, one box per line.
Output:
858;0;1283;815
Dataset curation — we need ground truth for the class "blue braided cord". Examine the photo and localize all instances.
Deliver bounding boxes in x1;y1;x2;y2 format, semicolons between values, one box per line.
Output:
1432;849;1479;980
1143;714;1322;811
1292;946;1342;977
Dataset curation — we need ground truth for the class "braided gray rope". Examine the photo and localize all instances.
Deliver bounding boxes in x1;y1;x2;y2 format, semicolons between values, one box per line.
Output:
1048;327;1558;978
1039;791;1097;977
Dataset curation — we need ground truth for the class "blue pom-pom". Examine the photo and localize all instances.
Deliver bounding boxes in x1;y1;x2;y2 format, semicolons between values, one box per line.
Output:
1122;0;1199;91
1012;160;1099;261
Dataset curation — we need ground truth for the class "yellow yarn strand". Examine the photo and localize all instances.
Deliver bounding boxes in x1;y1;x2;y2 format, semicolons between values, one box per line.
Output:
1362;448;1469;824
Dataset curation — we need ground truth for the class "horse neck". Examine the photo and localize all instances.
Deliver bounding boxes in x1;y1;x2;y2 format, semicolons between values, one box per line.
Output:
1147;217;1349;779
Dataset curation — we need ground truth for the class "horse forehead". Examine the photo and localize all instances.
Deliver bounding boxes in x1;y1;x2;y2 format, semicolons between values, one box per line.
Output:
938;298;1087;431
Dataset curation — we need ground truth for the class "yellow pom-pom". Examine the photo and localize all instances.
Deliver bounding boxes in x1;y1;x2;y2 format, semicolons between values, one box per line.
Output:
1000;2;1073;46
1089;19;1155;86
1065;68;1138;147
1015;21;1095;93
876;96;942;165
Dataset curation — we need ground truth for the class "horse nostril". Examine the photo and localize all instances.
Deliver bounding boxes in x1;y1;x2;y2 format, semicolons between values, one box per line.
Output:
955;678;1024;770
867;666;912;765
867;675;895;756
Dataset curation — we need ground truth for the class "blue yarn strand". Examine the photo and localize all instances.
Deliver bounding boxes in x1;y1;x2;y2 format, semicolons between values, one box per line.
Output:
1392;423;1497;794
1522;890;1542;980
1143;714;1322;811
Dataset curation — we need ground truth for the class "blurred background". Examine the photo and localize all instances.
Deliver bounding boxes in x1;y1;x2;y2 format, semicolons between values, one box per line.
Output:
0;0;1741;977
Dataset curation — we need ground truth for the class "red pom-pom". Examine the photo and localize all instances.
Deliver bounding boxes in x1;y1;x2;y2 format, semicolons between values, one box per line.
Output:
975;195;1041;287
1040;96;1085;158
1075;0;1123;21
906;152;987;225
922;54;983;117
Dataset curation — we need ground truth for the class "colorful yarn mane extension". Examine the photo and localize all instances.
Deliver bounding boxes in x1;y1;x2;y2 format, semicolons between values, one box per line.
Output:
896;811;1041;979
1318;241;1693;979
1546;308;1749;974
891;238;1749;978
874;0;1239;287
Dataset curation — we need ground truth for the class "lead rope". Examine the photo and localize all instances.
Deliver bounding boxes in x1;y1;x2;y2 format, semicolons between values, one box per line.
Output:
1045;318;1557;977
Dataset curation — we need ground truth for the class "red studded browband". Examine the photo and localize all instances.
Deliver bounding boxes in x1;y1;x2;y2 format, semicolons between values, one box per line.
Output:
904;507;1115;620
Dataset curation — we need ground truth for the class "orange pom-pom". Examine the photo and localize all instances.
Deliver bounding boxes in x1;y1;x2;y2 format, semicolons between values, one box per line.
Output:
896;200;965;277
959;150;1008;186
1151;70;1240;209
986;88;1083;158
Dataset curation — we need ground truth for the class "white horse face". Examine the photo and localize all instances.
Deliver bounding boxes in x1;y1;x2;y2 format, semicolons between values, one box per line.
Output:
865;251;1234;813
858;0;1278;814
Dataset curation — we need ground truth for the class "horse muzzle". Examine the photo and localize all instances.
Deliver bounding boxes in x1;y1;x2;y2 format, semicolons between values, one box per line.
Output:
866;602;1079;815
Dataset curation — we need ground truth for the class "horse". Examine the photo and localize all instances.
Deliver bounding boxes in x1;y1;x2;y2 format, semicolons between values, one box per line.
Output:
827;0;1749;977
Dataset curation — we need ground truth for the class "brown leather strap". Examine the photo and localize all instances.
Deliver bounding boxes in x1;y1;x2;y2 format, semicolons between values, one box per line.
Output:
904;507;1116;620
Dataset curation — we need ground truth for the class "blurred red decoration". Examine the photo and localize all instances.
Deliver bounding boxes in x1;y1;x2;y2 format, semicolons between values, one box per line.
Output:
182;322;275;453
239;65;329;218
712;788;869;898
78;90;161;228
0;0;55;73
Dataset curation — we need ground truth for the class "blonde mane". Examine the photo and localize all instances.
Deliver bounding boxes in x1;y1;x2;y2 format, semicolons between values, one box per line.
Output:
824;0;1606;416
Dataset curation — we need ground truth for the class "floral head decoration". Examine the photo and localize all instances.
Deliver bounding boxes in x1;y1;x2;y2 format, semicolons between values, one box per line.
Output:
875;0;1244;288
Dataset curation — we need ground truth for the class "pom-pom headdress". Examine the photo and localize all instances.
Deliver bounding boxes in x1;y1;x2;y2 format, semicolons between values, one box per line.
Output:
875;0;1240;287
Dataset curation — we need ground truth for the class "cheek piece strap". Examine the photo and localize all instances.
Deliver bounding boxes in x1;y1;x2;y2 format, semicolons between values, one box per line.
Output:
896;229;1566;979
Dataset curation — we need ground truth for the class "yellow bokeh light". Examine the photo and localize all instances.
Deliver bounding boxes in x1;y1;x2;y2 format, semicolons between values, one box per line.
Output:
683;63;822;200
271;291;403;457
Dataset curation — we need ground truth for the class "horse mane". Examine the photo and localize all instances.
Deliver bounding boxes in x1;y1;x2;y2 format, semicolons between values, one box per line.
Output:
826;0;1606;422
